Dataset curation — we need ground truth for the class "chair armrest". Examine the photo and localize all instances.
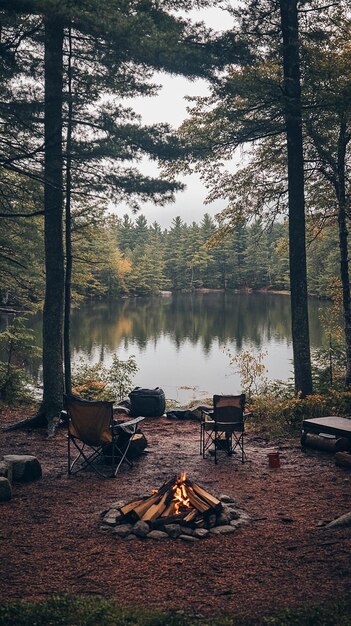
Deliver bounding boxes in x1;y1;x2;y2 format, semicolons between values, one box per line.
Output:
123;415;145;426
113;415;145;434
201;409;214;422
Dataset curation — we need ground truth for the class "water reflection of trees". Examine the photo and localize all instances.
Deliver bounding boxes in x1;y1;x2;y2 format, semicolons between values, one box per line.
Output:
68;293;327;354
7;293;329;380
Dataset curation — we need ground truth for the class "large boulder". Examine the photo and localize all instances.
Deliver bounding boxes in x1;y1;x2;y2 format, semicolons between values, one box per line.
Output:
326;511;351;529
2;455;42;482
0;477;12;501
0;461;12;483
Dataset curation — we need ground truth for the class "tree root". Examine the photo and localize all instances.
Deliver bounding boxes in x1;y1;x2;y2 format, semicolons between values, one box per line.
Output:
3;408;64;437
3;411;47;432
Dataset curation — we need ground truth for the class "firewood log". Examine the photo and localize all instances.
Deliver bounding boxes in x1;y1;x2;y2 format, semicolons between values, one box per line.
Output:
141;492;168;522
119;498;144;516
186;488;211;513
183;509;197;523
189;481;222;511
130;476;176;519
152;511;189;529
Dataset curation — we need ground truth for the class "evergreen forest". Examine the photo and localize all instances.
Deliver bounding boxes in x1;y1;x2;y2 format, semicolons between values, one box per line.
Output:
1;211;342;306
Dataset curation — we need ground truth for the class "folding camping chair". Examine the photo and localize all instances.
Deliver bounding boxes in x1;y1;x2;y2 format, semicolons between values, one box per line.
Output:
65;394;144;478
200;394;250;464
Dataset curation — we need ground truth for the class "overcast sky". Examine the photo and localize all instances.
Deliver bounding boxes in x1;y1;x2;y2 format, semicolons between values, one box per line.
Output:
112;5;237;229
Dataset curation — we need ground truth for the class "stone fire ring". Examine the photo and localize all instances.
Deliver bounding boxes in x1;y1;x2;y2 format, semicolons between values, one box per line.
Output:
100;495;250;541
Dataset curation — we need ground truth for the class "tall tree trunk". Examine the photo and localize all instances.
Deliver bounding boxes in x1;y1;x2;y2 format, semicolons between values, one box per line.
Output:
41;13;65;425
64;24;73;396
279;0;312;397
336;117;351;385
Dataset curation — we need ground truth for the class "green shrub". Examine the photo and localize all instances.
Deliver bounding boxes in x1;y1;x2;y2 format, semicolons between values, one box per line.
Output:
72;354;138;401
249;389;351;435
0;316;39;404
0;363;34;404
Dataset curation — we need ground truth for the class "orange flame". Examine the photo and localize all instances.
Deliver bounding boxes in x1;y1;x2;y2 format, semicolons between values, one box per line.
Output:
173;472;191;515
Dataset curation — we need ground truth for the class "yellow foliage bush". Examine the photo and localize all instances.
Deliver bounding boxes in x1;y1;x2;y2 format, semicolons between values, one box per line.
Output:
250;389;351;434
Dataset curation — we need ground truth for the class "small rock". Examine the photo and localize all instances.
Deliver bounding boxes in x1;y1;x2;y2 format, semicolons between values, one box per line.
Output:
179;534;199;542
3;455;42;483
113;524;133;537
0;477;12;502
125;533;138;541
227;509;240;521
102;509;119;526
210;525;236;535
216;510;232;526
281;517;294;524
219;494;236;503
230;519;242;528
164;524;181;538
208;514;217;528
179;526;193;536
147;530;168;540
132;520;150;538
103;517;118;527
193;528;209;539
107;501;125;511
326;511;351;529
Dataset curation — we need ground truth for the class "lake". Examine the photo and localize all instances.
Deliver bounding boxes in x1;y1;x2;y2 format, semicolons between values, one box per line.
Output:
3;292;330;404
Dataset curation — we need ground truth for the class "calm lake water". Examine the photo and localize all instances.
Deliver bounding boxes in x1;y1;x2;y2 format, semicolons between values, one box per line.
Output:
2;292;330;404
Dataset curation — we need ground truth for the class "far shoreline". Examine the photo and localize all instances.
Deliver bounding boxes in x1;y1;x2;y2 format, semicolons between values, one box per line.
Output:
0;287;330;315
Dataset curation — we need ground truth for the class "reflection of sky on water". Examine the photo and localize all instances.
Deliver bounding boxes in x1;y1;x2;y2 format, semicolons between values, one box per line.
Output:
73;335;294;404
0;293;329;404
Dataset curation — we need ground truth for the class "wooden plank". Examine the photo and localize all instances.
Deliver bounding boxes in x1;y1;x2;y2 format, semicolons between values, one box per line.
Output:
302;416;351;438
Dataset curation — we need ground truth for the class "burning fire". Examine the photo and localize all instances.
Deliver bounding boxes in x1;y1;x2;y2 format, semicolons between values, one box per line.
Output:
115;473;222;528
151;472;192;516
173;472;191;514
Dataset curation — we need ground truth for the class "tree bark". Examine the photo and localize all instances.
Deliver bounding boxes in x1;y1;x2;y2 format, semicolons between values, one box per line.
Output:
64;24;73;396
41;13;65;426
279;0;312;397
336;117;351;385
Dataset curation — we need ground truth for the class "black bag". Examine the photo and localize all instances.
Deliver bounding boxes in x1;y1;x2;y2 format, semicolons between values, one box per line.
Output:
129;387;166;417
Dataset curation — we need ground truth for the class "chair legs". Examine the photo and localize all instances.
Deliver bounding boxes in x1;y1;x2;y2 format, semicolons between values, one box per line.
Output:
68;418;145;478
200;426;246;464
68;436;115;478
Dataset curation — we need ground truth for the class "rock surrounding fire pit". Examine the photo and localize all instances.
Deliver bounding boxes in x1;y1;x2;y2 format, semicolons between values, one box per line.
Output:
100;474;250;540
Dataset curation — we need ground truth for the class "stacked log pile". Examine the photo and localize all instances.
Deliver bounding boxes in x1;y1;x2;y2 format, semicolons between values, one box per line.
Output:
100;474;250;540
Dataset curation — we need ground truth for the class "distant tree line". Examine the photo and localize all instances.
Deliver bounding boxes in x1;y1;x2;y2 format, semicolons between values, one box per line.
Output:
1;210;341;305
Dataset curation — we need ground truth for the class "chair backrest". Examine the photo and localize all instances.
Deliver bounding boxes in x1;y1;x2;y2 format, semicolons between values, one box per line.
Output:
213;394;245;424
65;394;114;446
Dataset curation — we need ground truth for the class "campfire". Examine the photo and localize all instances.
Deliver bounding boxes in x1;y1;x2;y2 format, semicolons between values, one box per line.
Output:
101;473;249;540
118;473;222;529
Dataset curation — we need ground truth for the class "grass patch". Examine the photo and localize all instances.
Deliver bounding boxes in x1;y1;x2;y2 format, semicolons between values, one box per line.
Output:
0;595;351;626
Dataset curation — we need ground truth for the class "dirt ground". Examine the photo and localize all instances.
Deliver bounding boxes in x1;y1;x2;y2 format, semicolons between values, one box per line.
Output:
0;407;350;620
